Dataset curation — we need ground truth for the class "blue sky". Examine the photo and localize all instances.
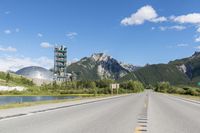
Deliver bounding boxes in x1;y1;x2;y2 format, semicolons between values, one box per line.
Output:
1;0;200;71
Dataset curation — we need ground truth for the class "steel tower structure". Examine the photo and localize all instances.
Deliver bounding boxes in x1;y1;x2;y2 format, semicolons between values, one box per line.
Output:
54;45;67;82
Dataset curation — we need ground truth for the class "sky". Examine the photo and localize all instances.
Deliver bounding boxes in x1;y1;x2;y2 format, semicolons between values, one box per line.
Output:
1;0;200;71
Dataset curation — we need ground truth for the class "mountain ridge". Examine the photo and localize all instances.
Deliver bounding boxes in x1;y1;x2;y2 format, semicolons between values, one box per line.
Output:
68;52;200;86
67;53;139;80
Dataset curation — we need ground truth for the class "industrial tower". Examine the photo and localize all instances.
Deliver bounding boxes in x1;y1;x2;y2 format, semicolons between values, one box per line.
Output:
54;45;67;82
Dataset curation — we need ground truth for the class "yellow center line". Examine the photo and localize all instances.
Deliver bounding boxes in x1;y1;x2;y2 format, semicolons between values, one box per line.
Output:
144;103;147;108
134;126;141;133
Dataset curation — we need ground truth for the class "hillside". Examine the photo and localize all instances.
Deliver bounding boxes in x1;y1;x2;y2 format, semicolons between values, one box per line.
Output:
119;64;190;85
120;52;200;86
67;53;139;80
169;52;200;84
0;72;34;87
67;52;200;86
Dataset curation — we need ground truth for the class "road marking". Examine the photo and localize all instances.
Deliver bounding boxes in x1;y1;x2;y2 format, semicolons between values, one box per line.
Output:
144;103;147;108
134;126;142;133
134;93;149;133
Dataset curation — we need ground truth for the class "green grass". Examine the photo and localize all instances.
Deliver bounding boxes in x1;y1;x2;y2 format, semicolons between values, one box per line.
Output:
170;93;200;101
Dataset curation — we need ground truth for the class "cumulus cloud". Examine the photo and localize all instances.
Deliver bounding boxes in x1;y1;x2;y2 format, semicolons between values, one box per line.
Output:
40;42;54;48
150;16;167;23
196;26;200;32
177;43;188;47
0;56;53;72
4;29;11;34
66;32;78;39
195;36;200;42
172;13;200;24
0;46;17;52
195;45;200;50
37;33;43;37
121;5;167;26
159;25;186;31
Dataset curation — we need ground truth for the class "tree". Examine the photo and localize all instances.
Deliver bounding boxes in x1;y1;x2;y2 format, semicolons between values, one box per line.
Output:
155;82;171;93
95;79;114;88
5;73;11;83
125;80;144;92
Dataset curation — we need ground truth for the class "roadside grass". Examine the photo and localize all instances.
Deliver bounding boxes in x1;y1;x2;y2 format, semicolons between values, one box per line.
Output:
169;93;200;101
0;94;112;110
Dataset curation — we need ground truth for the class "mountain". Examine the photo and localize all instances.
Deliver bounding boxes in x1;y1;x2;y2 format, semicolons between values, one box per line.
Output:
67;53;138;80
120;52;200;86
68;52;200;86
119;64;190;85
169;52;200;84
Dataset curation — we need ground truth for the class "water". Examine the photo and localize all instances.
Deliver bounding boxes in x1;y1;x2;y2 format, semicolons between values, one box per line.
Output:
0;96;77;105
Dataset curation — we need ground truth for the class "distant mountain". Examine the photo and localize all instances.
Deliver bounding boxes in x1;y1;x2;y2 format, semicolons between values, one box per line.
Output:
120;52;200;86
119;64;190;85
68;52;200;86
169;51;200;85
67;53;139;80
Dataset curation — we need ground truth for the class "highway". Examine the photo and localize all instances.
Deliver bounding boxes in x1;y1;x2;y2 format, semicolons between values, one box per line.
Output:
0;92;199;133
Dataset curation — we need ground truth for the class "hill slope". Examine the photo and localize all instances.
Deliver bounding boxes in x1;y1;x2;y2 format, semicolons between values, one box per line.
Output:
68;52;200;86
120;52;200;85
67;53;138;80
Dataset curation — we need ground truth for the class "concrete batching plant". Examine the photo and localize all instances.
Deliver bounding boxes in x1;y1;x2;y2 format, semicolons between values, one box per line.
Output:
54;45;67;82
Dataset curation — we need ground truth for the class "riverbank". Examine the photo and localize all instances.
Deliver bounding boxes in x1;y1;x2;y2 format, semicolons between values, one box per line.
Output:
0;94;111;110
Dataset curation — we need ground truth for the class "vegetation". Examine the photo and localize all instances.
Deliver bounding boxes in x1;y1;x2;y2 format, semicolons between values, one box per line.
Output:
0;71;145;95
120;64;190;85
154;81;200;96
0;72;34;86
120;80;144;92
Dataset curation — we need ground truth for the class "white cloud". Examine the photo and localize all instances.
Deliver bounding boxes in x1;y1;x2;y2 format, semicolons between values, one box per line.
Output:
177;43;188;47
159;25;186;31
195;46;200;50
40;42;54;48
66;32;78;39
150;16;167;23
121;5;167;26
196;26;200;32
195;36;200;42
4;29;11;34
172;13;200;24
0;46;17;52
37;33;43;37
171;25;186;30
159;26;166;31
0;56;53;72
151;27;155;30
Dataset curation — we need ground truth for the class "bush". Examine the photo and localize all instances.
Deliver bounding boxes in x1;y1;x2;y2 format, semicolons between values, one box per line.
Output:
155;82;171;93
120;80;144;93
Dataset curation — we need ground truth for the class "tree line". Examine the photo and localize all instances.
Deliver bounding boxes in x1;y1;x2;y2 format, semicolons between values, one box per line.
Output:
154;81;200;96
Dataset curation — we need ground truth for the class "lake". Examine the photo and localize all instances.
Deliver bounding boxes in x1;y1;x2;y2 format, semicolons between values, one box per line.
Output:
0;96;78;105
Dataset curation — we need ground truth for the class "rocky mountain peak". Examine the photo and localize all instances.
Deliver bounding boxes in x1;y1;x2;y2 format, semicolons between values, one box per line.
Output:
91;53;111;62
192;51;200;58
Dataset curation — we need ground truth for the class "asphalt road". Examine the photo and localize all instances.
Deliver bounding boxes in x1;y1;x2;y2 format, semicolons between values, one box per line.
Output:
0;92;199;133
148;93;200;133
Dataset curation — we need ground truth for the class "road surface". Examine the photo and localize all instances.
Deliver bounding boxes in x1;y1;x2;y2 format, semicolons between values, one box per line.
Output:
0;92;199;133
